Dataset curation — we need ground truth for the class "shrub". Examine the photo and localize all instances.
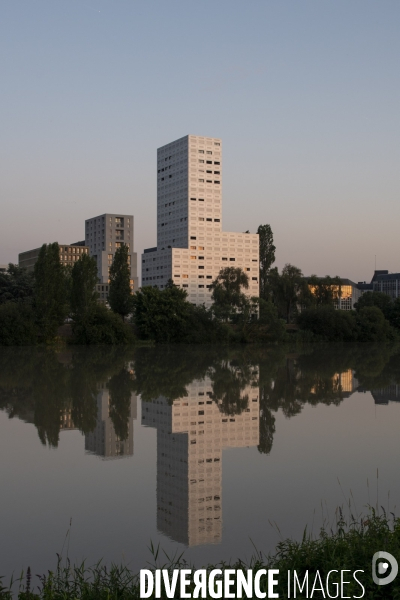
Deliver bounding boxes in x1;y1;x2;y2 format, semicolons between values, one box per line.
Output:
71;304;135;345
297;306;357;341
0;303;37;346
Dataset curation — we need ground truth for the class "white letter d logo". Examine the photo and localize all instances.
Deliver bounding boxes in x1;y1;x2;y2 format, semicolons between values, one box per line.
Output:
372;551;398;586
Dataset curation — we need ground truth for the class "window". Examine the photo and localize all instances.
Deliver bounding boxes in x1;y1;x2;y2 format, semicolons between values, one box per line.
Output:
199;159;204;163
230;258;235;261
199;285;204;288
206;151;212;154
214;142;220;146
206;218;212;221
214;161;220;165
190;197;196;201
206;161;212;164
198;150;204;154
199;179;204;183
252;277;258;281
214;218;220;222
214;181;220;184
198;266;204;269
214;171;220;175
190;236;196;240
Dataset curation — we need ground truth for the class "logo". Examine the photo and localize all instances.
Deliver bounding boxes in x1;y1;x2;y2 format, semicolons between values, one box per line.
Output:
372;551;398;586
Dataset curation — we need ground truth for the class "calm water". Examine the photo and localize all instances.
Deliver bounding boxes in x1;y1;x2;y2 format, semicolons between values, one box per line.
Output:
1;344;400;584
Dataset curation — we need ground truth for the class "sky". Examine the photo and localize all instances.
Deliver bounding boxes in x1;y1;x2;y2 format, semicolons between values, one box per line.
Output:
1;0;399;281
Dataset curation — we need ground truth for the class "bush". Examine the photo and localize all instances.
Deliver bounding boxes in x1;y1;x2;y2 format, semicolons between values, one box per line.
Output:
71;304;135;345
356;306;397;342
0;303;38;346
297;306;357;341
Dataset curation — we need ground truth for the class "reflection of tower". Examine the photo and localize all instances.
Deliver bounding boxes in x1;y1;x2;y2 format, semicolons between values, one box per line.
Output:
85;384;137;459
142;376;259;546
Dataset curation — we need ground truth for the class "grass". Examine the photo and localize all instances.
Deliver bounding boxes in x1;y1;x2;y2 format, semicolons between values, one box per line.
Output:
2;509;400;599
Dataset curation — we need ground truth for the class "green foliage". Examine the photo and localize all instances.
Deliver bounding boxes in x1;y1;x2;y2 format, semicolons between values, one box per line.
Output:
297;306;357;342
269;263;307;322
5;511;400;599
298;304;397;343
242;298;288;343
210;267;250;321
108;245;133;319
33;243;69;341
308;275;342;307
0;303;38;346
133;282;231;344
0;264;35;305
257;224;276;300
387;297;400;329
70;254;99;320
354;291;393;315
72;304;135;345
356;305;396;342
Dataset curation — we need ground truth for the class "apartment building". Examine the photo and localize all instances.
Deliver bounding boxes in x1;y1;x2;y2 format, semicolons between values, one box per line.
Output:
85;213;138;292
141;135;259;307
19;243;89;272
142;373;259;546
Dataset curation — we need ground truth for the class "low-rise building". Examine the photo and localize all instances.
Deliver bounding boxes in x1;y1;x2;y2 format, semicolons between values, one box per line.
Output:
19;243;89;271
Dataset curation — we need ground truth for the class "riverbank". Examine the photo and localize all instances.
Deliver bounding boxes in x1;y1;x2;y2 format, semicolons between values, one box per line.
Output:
3;511;399;599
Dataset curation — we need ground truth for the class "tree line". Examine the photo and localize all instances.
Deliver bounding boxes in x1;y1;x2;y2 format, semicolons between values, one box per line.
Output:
1;227;400;345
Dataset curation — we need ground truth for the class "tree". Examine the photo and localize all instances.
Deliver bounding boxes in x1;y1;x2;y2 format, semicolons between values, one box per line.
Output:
356;306;395;342
297;305;357;341
108;244;133;320
34;243;69;341
308;275;342;307
133;281;192;343
210;267;250;321
0;264;35;305
70;253;99;320
71;303;134;345
0;303;38;346
354;291;393;317
257;224;276;301
269;264;307;322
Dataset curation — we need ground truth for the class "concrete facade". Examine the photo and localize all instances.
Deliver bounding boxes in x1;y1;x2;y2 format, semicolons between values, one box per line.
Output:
85;213;138;291
19;244;89;272
141;135;259;307
142;372;259;546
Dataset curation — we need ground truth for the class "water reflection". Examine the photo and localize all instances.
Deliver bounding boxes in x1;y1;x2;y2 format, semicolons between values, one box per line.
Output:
142;368;259;546
1;343;400;554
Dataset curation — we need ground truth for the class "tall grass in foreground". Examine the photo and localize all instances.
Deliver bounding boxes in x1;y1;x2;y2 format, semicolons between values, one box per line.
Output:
2;509;400;599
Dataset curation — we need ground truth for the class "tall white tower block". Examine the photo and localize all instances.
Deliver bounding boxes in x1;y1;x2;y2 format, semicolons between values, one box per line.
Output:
141;135;259;306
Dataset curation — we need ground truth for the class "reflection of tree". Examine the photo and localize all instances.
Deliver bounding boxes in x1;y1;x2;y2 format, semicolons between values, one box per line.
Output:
258;406;276;455
208;359;253;416
0;346;136;447
132;346;223;403
1;343;400;455
108;368;135;441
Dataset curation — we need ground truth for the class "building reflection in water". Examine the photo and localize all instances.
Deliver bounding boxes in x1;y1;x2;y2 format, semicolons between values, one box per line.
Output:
85;384;137;460
372;385;400;405
142;375;259;546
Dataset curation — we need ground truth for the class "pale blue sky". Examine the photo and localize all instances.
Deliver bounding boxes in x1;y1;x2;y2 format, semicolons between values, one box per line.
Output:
1;0;399;281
